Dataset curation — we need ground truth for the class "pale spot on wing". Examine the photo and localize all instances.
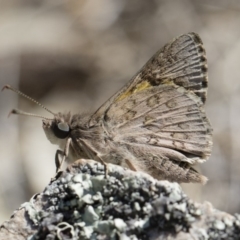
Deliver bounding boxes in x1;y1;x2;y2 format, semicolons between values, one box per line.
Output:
172;132;188;140
178;123;190;129
144;115;156;125
147;95;161;107
166;99;177;108
124;110;137;121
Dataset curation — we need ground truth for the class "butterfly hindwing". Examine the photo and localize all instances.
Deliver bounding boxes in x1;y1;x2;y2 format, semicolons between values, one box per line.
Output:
105;84;212;165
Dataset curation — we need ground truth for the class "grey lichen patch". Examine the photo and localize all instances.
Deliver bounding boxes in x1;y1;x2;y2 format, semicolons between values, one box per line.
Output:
2;160;240;240
207;214;240;240
83;205;99;224
25;161;204;239
20;201;39;226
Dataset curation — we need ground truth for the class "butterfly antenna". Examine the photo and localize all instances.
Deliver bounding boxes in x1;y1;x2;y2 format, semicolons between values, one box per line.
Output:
8;109;53;120
2;85;55;115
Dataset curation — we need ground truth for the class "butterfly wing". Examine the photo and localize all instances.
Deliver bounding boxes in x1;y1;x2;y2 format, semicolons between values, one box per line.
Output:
88;32;212;183
89;32;208;126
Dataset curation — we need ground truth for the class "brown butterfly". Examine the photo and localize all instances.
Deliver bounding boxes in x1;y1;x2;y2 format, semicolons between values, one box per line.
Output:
3;32;212;184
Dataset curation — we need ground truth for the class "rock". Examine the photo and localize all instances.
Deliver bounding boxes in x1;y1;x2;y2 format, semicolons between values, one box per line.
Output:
0;159;239;240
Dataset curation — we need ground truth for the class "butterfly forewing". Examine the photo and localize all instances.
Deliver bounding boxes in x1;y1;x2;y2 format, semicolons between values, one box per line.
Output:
89;32;208;127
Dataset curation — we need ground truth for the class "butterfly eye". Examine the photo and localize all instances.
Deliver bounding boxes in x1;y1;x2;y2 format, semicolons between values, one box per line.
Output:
58;122;70;132
53;122;70;139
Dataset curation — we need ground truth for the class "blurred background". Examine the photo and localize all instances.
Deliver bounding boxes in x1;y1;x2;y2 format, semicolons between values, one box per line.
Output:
1;0;240;223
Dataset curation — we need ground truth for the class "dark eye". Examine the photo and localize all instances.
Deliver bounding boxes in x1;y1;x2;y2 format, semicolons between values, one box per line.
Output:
53;122;70;139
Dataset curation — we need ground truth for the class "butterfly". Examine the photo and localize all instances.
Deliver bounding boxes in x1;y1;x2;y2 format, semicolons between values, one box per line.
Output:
3;32;213;184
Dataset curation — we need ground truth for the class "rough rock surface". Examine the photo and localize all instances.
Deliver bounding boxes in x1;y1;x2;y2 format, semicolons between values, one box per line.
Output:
0;159;239;240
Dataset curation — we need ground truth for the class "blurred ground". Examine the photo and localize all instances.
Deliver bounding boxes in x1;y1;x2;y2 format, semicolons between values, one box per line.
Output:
1;0;240;223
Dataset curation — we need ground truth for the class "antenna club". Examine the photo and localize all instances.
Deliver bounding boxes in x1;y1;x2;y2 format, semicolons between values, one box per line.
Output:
7;108;53;120
1;85;11;91
8;109;17;118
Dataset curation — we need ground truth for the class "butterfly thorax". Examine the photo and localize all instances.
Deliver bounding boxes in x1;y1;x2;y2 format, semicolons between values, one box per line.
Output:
43;112;112;163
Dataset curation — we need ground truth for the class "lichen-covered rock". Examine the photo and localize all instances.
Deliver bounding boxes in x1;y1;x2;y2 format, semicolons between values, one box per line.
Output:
0;159;239;240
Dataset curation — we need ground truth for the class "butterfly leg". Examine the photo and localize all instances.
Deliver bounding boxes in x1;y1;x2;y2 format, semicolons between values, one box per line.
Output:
55;138;72;172
50;138;72;182
55;150;65;173
49;150;64;182
125;159;137;171
50;150;66;182
80;139;109;178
